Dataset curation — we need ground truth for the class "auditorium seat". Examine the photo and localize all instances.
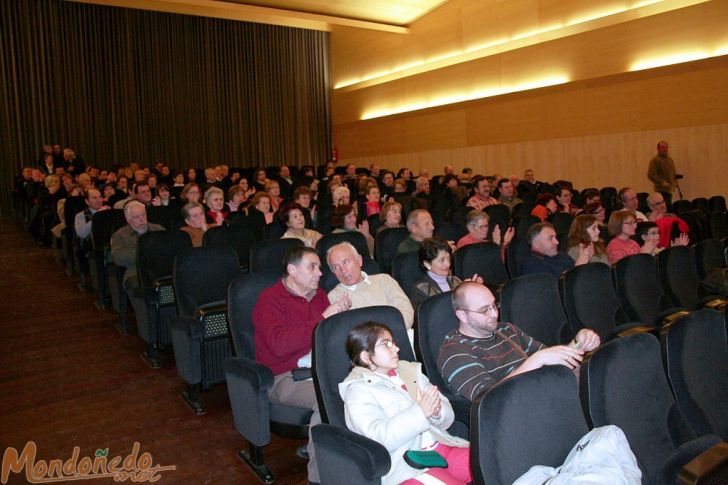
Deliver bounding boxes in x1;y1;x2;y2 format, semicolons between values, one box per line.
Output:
249;238;303;273
660;309;728;441
170;247;241;414
391;251;425;302
560;262;653;341
415;291;471;435
657;246;727;310
312;306;413;428
135;230;192;368
693;238;726;280
224;269;312;483
202;224;256;271
580;333;727;485
471;365;588;485
452;242;509;292
500;273;573;346
613;253;688;327
374;226;409;274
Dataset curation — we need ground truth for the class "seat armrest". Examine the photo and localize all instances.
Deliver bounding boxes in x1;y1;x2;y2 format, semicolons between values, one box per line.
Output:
224;357;275;393
677;440;728;484
702;297;727;311
154;275;173;288
658;309;690;327
196;300;227;319
311;424;391;483
609;322;658;340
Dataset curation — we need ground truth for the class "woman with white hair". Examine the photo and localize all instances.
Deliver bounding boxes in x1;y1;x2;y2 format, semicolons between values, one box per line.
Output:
204;186;228;226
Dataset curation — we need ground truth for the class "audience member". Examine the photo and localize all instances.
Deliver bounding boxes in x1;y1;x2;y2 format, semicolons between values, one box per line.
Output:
466;176;498;211
618;187;648;222
411;237;480;309
581;201;606;225
179;202;212;248
330;204;374;257
495;178;522;214
327;242;414;330
517;168;541;200
555;186;581;216
566;214;609;265
248;191;274;224
646;192;690;248
277;165;293;199
204;186;228;226
522;222;590;277
397;209;435;255
530;193;558;222
332;185;351;207
606;211;649;265
582;188;601;205
377;200;403;233
340;322;471;485
253;246;351;483
264;179;284;212
280;202;322;248
110;201;165;287
157;184;171;206
456;210;514;250
438;282;600;401
226;185;247;212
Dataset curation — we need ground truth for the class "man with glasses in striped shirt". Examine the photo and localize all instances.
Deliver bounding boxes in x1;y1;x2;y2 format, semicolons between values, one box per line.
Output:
437;282;600;401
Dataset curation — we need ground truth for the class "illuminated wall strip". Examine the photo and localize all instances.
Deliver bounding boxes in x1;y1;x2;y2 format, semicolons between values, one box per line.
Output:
630;47;728;71
361;76;569;120
335;0;672;89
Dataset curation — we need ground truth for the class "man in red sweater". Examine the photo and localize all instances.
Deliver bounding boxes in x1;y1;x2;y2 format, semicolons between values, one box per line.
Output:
252;246;350;483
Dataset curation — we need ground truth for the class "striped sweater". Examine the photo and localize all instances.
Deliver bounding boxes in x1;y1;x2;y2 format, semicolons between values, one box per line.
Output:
437;323;544;401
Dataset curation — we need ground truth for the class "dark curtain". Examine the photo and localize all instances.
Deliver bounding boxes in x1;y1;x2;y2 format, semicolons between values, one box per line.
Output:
0;0;331;214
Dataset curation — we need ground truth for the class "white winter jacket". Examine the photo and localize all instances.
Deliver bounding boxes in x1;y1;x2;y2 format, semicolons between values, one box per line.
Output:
338;361;469;485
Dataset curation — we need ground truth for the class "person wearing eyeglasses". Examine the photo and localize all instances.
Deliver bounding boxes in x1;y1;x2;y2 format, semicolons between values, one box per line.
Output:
340;322;472;485
438;282;600;402
646;192;690;248
606;210;654;265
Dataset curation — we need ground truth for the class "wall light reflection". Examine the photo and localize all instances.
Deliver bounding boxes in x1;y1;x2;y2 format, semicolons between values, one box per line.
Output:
361;76;569;120
335;0;666;90
630;46;728;71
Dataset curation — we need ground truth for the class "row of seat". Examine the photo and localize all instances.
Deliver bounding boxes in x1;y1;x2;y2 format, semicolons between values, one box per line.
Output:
306;305;728;485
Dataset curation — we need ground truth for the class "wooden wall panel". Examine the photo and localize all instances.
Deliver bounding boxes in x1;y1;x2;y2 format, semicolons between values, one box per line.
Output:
332;1;728;124
339;123;728;199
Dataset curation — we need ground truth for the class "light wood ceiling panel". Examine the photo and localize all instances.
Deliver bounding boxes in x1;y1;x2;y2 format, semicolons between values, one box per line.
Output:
225;0;450;25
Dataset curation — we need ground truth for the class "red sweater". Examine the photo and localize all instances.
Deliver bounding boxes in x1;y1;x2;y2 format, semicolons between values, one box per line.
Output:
253;279;330;375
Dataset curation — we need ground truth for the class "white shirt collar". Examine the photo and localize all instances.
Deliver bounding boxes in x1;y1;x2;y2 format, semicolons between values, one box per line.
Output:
340;271;371;291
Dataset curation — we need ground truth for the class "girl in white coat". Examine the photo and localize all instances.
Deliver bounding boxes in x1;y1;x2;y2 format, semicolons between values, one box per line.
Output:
339;322;471;485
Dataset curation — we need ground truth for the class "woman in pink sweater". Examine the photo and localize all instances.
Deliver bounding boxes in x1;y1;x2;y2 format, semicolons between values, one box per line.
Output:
606;211;654;265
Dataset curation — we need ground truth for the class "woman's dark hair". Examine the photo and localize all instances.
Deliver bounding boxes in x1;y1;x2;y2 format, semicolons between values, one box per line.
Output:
346;322;393;369
330;203;355;228
582;201;604;215
635;221;659;246
419;237;452;270
536;193;555;206
443;174;458;187
276;201;304;226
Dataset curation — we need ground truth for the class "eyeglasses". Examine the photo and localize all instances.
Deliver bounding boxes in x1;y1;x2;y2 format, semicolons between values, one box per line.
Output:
623;220;637;225
375;339;396;349
461;302;499;316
